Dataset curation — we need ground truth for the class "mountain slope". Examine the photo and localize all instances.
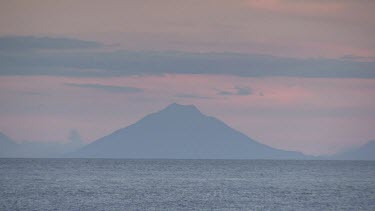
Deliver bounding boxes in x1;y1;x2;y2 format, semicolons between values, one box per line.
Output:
332;140;375;160
72;103;306;159
0;132;18;157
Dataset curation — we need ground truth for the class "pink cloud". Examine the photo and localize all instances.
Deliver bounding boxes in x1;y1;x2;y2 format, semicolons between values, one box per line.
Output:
245;0;345;17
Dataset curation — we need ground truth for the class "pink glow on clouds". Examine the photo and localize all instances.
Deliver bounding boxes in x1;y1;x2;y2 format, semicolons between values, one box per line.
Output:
1;75;375;155
245;0;345;16
1;1;374;59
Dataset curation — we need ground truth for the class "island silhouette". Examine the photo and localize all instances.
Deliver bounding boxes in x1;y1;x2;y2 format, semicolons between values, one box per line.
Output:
1;103;374;159
71;103;306;159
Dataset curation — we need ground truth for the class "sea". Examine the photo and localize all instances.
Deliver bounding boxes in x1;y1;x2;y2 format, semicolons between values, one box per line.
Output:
0;159;374;210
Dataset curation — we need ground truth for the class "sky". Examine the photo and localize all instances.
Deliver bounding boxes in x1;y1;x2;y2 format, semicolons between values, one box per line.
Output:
0;0;375;155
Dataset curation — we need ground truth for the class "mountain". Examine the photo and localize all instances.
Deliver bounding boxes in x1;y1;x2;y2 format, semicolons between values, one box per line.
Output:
0;132;84;158
71;103;306;159
0;132;18;157
332;140;375;160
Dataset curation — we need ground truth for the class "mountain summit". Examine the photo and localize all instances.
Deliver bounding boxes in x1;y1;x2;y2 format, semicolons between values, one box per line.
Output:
163;103;201;113
71;103;306;159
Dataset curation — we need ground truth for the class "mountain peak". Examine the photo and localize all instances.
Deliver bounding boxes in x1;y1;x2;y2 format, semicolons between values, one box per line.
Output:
162;103;202;115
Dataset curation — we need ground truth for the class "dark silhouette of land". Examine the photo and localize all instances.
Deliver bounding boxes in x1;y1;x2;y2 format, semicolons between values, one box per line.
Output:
1;104;374;160
0;132;18;157
331;140;375;160
71;103;306;159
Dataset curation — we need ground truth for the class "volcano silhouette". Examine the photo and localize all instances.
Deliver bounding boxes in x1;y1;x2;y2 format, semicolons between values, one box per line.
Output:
72;103;306;159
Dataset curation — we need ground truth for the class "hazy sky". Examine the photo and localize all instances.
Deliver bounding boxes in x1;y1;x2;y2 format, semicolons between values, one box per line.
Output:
0;0;375;155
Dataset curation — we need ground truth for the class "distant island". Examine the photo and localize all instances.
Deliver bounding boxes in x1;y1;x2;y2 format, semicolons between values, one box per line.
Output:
70;103;306;159
1;103;374;160
331;140;375;160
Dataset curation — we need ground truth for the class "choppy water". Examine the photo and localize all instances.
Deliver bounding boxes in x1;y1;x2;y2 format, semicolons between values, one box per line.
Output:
0;159;374;210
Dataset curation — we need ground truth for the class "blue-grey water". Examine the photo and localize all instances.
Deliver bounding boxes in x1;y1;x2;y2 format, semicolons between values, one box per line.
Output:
0;159;374;210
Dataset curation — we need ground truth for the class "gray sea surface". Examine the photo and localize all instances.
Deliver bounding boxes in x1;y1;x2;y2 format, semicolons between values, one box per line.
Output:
0;159;374;210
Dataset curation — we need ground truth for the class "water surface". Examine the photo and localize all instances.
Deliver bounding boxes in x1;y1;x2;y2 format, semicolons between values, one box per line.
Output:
0;159;374;210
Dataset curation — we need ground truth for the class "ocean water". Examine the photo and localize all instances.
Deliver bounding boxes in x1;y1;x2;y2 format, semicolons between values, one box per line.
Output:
0;159;374;210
